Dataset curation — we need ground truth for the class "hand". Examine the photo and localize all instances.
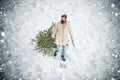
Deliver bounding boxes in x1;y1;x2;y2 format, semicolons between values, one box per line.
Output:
51;37;55;41
71;39;75;47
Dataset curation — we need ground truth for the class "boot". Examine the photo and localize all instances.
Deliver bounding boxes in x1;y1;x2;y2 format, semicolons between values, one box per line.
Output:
61;56;66;61
54;51;58;56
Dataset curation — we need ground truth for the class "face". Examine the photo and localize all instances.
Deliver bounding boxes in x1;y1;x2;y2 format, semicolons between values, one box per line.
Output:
61;17;66;21
61;17;66;24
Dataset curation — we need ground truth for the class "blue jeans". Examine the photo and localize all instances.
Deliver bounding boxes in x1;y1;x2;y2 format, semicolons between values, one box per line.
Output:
55;44;66;57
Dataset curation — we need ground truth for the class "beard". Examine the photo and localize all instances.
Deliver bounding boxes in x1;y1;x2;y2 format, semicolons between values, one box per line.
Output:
61;20;65;24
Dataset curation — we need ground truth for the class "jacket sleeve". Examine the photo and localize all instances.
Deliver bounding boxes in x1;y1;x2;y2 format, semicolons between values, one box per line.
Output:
51;23;58;38
68;21;74;40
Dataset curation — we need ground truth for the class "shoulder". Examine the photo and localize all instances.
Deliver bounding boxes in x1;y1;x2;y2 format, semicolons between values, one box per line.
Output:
56;21;61;24
55;21;60;26
67;20;71;25
66;21;72;27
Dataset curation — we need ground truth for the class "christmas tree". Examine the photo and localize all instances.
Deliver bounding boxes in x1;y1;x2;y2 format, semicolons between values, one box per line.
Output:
35;22;56;56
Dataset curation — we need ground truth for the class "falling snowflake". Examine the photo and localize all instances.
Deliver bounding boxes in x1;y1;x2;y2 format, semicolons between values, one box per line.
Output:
111;3;115;8
1;32;6;37
115;13;119;17
0;40;5;44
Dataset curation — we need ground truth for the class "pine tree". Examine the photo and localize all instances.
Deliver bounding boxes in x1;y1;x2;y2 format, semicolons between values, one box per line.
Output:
35;22;56;56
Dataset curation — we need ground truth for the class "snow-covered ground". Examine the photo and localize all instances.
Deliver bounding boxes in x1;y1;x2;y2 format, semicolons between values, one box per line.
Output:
0;0;120;80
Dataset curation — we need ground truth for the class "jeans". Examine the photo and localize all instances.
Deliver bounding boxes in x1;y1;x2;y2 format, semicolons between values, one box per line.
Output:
55;44;66;57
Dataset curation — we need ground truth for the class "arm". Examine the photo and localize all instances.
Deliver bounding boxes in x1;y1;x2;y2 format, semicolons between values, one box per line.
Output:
68;22;75;47
51;23;58;40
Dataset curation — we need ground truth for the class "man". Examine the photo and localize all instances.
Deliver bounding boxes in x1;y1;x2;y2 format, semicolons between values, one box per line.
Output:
52;14;75;61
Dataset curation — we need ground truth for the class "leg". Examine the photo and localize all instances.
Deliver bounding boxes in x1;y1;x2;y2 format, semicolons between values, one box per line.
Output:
61;45;66;61
54;44;60;56
55;44;60;52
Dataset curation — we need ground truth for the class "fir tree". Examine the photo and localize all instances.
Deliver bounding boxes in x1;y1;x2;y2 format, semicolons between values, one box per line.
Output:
35;22;56;56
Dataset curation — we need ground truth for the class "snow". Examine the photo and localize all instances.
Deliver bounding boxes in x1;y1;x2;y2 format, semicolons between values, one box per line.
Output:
115;13;119;17
0;39;5;44
118;70;120;73
111;4;115;8
111;78;116;80
0;12;2;15
0;32;5;37
1;0;119;80
0;68;2;71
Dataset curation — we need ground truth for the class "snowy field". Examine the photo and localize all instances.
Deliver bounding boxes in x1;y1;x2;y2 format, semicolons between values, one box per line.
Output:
0;0;120;80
